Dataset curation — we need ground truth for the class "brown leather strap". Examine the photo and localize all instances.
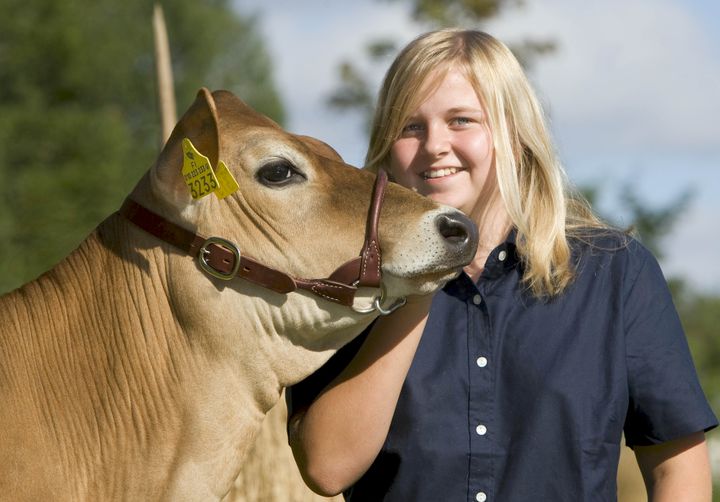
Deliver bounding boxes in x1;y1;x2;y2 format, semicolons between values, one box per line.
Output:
119;199;297;294
118;169;389;307
357;168;387;287
294;278;358;307
119;200;202;256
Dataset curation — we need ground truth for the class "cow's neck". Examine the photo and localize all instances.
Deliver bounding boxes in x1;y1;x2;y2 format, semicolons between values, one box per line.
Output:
0;214;278;500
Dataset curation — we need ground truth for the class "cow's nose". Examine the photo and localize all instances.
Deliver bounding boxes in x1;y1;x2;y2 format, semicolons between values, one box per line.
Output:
435;212;479;249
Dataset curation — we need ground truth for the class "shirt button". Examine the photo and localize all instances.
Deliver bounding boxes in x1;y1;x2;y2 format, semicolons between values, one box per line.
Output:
476;492;487;502
476;356;488;368
472;294;482;305
476;424;487;435
498;250;507;261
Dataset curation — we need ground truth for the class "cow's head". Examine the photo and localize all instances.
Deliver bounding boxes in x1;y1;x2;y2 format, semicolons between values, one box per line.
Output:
128;89;477;389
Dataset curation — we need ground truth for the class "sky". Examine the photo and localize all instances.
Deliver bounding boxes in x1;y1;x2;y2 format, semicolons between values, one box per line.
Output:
232;0;720;293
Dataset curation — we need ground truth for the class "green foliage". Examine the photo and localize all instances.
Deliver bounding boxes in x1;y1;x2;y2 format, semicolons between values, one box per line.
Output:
326;62;375;124
0;0;284;293
382;0;514;27
675;290;720;413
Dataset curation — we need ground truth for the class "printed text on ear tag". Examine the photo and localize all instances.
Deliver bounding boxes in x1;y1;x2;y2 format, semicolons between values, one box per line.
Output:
213;160;240;200
181;138;220;199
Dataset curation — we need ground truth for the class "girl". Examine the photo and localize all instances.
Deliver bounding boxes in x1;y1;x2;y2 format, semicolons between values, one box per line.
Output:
287;29;716;501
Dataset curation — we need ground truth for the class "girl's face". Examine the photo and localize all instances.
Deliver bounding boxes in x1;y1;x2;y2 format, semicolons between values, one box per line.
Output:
389;69;495;217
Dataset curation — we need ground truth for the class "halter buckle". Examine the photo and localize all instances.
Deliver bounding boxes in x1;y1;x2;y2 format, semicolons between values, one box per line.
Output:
198;237;241;281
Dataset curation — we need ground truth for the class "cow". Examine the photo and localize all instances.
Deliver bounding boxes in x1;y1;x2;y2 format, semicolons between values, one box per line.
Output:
0;89;478;501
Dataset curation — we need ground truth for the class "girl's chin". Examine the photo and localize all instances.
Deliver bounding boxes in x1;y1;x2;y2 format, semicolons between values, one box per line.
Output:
425;193;469;212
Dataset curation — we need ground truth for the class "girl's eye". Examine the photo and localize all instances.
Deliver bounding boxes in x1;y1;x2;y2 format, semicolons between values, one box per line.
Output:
451;117;471;126
400;123;424;136
256;160;305;187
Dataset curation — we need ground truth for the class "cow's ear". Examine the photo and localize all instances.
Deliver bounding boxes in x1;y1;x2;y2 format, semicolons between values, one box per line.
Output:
150;88;220;209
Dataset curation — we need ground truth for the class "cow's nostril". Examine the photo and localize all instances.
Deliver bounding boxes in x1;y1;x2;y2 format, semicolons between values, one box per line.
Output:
436;213;476;247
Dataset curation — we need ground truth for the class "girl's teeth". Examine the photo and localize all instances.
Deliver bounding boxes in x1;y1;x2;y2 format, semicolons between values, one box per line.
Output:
424;167;458;179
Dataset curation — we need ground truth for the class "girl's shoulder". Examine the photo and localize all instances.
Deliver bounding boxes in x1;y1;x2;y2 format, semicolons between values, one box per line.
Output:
568;227;659;283
568;227;645;257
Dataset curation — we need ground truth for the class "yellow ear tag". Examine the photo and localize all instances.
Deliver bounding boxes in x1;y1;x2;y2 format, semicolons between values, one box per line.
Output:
213;160;240;200
181;138;220;200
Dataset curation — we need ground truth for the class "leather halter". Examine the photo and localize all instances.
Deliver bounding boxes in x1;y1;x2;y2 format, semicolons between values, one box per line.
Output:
118;168;405;314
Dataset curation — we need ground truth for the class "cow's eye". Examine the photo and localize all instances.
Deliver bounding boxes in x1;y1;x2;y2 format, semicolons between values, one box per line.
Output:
256;160;305;187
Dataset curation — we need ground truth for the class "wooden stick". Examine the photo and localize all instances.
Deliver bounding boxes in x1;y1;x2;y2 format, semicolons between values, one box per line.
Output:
153;3;177;147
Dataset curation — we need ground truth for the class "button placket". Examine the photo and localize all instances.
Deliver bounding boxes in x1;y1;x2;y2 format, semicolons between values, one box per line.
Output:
474;292;489;441
468;283;492;502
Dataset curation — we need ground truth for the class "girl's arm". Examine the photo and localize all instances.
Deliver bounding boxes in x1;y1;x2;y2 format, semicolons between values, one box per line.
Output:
634;431;712;502
288;295;433;496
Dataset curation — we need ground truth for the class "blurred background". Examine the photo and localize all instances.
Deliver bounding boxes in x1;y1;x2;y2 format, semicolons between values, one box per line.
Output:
0;0;717;499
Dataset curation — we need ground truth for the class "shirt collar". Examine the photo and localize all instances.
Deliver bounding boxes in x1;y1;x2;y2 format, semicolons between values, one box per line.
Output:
481;228;519;280
444;228;520;297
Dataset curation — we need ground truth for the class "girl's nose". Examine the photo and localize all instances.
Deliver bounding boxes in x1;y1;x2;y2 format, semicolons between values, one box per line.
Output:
422;123;450;157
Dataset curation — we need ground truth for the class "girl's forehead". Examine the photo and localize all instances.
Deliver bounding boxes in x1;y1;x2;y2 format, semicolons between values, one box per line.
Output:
403;66;451;113
418;65;455;96
411;67;483;111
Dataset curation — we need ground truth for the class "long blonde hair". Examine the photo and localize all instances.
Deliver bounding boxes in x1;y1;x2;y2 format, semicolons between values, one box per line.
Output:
365;29;608;298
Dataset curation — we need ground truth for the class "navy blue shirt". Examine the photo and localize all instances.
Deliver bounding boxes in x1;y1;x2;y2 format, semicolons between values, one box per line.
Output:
288;231;717;501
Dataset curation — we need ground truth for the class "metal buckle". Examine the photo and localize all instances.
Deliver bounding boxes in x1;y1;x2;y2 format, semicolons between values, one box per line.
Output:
198;237;241;281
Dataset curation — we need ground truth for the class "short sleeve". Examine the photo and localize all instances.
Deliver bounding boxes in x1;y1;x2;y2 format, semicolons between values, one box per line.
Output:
623;242;717;447
285;323;372;419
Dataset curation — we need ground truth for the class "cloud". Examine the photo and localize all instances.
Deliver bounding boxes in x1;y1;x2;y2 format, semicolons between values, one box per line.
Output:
486;0;720;156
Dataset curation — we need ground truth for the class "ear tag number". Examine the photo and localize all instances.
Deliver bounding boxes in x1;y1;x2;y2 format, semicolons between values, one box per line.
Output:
181;138;221;200
213;160;240;200
181;138;239;200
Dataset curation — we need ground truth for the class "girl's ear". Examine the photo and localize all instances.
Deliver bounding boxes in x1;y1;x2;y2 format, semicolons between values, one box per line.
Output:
149;88;220;209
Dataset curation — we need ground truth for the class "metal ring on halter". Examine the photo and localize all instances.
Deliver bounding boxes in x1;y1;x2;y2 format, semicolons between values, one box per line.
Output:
198;237;241;281
351;286;407;316
351;296;378;315
373;295;407;316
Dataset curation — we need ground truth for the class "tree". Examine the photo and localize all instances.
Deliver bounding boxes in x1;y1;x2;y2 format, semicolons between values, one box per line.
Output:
0;0;284;293
674;288;720;412
580;184;693;261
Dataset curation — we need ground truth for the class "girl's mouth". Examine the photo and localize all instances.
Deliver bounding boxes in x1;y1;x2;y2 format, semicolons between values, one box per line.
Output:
422;167;462;180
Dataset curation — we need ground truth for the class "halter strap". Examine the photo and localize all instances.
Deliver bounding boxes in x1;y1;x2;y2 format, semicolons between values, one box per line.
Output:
118;169;395;310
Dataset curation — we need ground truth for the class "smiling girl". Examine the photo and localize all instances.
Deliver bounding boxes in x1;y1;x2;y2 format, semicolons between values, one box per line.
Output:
287;29;716;501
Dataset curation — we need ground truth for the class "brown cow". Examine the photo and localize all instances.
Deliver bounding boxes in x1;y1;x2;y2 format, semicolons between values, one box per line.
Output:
0;89;477;501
